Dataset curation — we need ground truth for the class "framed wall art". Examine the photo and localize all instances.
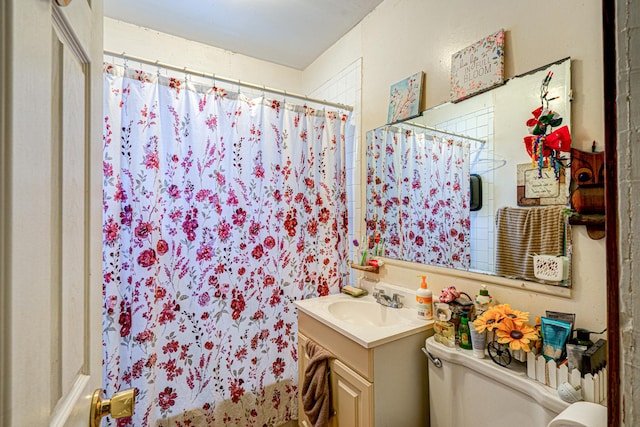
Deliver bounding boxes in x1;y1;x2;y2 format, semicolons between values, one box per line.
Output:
451;29;505;102
387;71;424;124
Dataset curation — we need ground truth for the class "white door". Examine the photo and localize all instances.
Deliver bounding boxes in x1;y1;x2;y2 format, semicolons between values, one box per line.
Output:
1;0;106;426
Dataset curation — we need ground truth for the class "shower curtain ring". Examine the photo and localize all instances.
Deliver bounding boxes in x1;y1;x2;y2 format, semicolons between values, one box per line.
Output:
122;52;128;68
155;60;160;76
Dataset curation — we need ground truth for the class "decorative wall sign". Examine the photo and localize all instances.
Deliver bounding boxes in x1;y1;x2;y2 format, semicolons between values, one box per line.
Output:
387;71;424;124
517;163;567;206
450;29;505;102
524;169;559;198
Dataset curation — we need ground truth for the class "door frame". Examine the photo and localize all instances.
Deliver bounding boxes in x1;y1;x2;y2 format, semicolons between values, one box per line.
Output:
602;1;620;425
0;0;10;421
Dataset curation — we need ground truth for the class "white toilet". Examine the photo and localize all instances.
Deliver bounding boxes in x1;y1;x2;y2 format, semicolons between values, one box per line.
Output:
424;337;606;427
547;401;607;427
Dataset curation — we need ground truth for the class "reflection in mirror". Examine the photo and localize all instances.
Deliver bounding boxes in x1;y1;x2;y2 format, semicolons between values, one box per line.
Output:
366;126;472;269
365;58;573;287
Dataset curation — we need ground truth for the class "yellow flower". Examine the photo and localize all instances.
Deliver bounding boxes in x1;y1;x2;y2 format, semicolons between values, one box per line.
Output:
495;318;539;352
473;308;503;333
491;303;530;325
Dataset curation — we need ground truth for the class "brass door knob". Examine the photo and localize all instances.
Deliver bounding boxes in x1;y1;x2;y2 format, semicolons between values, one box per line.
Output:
90;388;136;427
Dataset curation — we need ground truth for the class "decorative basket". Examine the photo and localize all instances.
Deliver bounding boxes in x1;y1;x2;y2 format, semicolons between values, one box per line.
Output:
532;254;569;281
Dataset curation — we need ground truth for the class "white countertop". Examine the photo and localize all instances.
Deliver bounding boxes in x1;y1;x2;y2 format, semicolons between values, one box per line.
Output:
294;292;433;348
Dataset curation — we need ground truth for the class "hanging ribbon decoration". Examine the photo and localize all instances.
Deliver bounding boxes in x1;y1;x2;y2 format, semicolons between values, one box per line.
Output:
522;71;572;179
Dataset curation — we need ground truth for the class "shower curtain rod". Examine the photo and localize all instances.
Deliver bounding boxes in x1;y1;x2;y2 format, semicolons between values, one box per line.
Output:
402;120;486;144
104;50;353;112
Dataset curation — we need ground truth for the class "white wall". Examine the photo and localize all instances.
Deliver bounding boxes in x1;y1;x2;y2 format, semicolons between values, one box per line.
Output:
104;18;304;94
358;0;604;147
307;0;606;333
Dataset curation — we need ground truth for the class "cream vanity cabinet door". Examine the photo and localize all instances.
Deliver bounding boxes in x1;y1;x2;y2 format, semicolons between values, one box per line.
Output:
330;358;373;427
298;333;373;427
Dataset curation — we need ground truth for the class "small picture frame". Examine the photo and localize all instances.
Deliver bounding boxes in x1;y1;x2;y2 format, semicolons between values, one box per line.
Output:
450;29;505;102
516;163;568;206
387;71;424;124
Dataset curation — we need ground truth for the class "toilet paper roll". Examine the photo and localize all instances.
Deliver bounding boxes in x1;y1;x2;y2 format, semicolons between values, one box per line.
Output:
546;401;607;427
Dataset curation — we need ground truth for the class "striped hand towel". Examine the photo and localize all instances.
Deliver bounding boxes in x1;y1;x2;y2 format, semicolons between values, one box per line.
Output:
495;205;569;283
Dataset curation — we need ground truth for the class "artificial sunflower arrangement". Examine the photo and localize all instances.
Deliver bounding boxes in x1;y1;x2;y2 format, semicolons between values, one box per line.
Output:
473;304;539;352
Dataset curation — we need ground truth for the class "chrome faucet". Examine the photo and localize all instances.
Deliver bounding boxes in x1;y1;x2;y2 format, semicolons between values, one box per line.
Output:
372;288;403;308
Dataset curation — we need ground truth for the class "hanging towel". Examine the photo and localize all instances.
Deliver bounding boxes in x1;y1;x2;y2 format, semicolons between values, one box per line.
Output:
302;340;334;427
495;205;567;281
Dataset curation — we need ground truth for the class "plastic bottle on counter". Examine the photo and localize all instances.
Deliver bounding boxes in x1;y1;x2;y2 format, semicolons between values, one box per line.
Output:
416;275;433;320
459;313;473;350
474;284;493;317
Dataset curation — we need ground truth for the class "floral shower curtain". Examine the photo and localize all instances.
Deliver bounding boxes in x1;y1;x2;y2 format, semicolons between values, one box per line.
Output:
366;126;470;269
102;63;351;426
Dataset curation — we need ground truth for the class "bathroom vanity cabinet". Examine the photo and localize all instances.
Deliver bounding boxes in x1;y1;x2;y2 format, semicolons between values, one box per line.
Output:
298;332;372;427
297;310;432;426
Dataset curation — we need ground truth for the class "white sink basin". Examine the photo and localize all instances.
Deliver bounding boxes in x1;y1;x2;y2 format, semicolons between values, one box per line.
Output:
328;299;409;327
294;291;433;348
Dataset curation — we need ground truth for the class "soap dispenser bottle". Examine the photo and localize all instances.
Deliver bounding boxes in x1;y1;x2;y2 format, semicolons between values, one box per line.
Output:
416;275;433;320
474;284;493;317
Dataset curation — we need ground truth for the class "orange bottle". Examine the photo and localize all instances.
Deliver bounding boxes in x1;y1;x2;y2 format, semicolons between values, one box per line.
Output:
416;275;433;320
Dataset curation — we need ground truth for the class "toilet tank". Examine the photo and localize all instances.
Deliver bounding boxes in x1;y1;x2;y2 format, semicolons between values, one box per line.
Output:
425;336;570;427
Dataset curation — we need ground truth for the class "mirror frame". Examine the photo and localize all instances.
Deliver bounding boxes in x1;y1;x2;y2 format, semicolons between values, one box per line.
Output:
602;0;619;423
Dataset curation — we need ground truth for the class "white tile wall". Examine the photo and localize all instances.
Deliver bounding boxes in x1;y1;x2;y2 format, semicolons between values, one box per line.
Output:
436;107;496;273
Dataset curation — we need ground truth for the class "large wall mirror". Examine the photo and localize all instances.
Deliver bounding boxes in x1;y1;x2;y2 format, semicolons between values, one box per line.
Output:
366;58;573;287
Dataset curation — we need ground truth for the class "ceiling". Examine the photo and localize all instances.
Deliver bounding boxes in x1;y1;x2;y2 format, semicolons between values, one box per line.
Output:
104;0;383;70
